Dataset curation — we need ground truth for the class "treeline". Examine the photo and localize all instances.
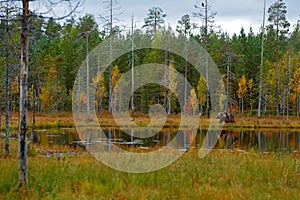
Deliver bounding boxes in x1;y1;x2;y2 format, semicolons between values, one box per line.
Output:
0;1;299;117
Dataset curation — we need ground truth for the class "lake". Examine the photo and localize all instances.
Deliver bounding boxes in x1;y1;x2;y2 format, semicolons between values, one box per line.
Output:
30;128;300;153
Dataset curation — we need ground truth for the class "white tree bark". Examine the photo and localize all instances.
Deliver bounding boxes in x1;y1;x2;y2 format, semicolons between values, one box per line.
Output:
258;0;266;117
18;0;29;188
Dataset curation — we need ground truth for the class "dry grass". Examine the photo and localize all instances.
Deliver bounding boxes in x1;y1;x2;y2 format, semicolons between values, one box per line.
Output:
0;144;299;200
1;112;300;132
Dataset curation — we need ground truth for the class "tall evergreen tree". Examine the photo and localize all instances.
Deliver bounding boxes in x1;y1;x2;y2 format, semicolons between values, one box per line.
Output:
176;14;192;36
268;0;290;115
142;7;166;35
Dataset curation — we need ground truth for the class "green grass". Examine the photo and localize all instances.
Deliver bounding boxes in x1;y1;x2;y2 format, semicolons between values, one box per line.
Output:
1;149;300;200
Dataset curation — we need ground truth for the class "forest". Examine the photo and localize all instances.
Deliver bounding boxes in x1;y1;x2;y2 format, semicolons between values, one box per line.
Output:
0;0;299;118
0;0;300;198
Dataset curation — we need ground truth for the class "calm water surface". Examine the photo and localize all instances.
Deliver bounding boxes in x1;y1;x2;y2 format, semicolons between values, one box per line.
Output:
31;128;300;153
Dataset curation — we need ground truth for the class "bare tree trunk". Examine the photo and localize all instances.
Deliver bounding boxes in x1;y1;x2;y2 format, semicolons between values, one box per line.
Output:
86;33;91;120
154;8;157;34
225;50;230;113
282;91;285;122
5;60;10;156
5;2;10;155
27;87;36;150
37;83;41;113
55;63;59;114
242;97;244;115
76;57;81;118
275;15;279;116
131;15;135;117
97;46;102;114
56;71;59;114
182;26;188;115
264;94;267;115
28;39;37;149
258;0;266;117
184;58;187;115
18;0;29;188
108;0;113;113
167;31;171;114
287;55;291;120
204;0;211;119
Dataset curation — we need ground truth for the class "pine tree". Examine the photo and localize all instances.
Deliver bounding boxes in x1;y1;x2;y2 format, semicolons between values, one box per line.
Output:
142;7;166;35
268;0;290;115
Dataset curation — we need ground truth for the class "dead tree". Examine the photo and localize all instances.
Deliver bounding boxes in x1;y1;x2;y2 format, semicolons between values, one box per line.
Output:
18;0;82;188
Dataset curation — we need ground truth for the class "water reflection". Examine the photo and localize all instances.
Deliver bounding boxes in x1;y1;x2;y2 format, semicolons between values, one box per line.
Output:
32;128;300;153
215;130;300;153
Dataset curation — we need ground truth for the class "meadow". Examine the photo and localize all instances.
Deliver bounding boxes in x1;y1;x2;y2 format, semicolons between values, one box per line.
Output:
1;113;300;199
1;143;300;200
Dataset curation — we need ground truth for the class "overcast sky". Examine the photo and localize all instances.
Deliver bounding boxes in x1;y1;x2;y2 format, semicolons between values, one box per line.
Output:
79;0;299;35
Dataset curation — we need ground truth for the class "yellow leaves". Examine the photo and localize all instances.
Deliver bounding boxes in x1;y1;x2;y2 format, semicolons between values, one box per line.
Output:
197;75;206;106
237;75;247;99
112;65;121;87
12;76;19;94
189;88;198;114
290;67;300;105
39;55;66;111
42;55;56;70
40;85;54;109
92;73;108;98
168;63;177;93
291;68;300;92
266;64;276;101
248;78;254;93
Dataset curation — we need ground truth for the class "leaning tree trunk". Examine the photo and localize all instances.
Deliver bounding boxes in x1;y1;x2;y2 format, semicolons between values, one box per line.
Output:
18;0;29;188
